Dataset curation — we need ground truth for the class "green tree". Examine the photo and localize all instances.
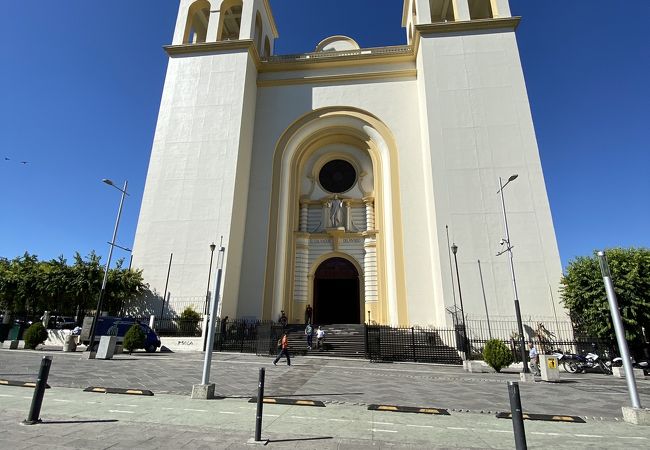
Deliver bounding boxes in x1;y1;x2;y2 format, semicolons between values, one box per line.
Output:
561;248;650;348
0;251;150;320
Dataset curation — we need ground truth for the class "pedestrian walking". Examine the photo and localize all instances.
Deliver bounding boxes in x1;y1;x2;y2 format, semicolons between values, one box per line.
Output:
273;332;291;366
528;341;541;376
305;323;313;349
304;304;312;324
279;310;288;328
316;326;325;351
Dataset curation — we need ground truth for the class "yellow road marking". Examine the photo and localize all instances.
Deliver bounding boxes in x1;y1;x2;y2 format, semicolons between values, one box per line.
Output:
418;408;439;414
125;390;143;395
552;416;575;422
378;405;398;411
296;400;315;406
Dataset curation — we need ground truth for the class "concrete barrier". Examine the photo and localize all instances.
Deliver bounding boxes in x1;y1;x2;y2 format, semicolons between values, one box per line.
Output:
159;336;203;352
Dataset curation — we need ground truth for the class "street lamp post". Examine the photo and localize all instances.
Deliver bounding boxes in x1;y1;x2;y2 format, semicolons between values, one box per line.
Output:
203;243;217;351
450;243;469;360
497;174;529;373
87;179;128;357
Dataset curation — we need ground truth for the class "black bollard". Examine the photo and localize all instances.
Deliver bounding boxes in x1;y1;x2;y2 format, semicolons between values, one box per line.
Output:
254;367;265;441
23;356;52;425
508;381;527;450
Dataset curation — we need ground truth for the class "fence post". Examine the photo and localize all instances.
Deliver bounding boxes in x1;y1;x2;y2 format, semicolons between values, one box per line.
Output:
411;327;416;362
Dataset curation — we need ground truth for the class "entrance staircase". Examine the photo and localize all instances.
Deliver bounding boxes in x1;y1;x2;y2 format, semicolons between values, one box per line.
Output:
285;324;366;359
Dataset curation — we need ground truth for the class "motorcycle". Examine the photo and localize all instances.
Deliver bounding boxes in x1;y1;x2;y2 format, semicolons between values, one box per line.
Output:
556;351;612;375
611;357;650;376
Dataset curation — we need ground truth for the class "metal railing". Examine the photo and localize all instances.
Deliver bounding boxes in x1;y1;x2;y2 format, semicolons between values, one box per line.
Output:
366;325;463;364
261;45;413;64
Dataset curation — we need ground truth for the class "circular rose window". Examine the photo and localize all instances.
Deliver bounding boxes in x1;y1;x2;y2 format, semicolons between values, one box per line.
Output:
318;159;356;193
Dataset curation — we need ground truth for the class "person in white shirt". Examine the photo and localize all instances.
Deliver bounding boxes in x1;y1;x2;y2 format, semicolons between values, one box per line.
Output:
528;342;541;376
316;326;325;351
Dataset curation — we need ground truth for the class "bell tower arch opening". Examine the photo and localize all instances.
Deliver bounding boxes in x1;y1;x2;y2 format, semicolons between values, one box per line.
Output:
313;257;361;324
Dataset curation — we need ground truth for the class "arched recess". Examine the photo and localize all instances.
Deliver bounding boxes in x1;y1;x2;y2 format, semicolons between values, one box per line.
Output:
263;36;271;57
183;0;211;44
263;107;408;326
310;253;364;325
218;0;243;41
254;11;263;53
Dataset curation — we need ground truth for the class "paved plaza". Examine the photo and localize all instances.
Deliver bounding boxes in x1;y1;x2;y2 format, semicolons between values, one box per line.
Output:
1;348;650;448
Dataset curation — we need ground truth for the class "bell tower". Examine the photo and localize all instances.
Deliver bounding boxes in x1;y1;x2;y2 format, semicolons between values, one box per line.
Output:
132;1;278;317
401;0;562;326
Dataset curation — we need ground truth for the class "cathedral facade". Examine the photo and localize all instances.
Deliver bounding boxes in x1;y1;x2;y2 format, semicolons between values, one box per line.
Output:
132;0;564;327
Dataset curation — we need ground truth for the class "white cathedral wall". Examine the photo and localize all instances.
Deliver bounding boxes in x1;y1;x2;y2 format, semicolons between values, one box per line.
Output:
132;50;257;317
415;29;564;325
238;77;445;324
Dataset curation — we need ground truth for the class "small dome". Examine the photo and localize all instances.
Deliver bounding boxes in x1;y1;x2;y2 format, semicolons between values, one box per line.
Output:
315;35;360;52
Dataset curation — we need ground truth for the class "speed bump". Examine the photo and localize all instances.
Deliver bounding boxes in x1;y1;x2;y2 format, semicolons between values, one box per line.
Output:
496;412;585;423
83;386;154;396
0;379;50;389
248;397;325;407
368;404;450;415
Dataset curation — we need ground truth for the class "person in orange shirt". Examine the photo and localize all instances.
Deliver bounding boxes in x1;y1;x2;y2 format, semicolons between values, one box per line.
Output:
273;332;291;366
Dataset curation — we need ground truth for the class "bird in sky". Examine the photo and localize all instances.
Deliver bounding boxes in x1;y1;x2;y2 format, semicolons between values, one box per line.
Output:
20;161;29;165
4;157;9;161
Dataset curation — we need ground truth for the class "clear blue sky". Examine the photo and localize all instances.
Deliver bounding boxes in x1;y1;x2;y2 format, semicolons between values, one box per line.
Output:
1;1;648;270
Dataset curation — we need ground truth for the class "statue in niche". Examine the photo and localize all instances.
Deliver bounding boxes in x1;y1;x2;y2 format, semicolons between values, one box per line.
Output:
329;195;343;228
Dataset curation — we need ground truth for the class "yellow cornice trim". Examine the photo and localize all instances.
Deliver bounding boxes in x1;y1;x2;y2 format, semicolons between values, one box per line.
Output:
415;16;521;35
257;69;416;87
164;39;261;69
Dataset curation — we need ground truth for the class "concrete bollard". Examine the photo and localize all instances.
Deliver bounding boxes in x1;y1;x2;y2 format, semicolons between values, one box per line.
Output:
540;355;560;382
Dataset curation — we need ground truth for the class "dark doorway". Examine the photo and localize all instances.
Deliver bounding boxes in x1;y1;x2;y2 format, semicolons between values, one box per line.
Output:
313;257;360;324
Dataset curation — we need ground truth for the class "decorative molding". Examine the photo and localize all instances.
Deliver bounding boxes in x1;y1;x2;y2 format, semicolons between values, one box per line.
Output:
415;17;520;35
257;69;416;87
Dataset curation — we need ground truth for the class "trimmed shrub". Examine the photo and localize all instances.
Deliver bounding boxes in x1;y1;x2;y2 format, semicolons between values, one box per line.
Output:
483;339;514;373
24;323;48;350
179;307;201;336
123;324;145;352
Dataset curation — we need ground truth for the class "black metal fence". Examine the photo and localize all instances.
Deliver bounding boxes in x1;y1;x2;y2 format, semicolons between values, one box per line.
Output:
214;318;275;353
141;314;620;365
366;326;463;364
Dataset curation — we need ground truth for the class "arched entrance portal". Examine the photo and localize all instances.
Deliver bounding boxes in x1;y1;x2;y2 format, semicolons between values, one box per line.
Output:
313;257;360;324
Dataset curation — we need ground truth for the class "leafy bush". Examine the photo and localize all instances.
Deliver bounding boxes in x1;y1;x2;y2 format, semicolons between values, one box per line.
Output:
123;324;145;352
24;323;48;350
483;339;513;373
179;307;201;335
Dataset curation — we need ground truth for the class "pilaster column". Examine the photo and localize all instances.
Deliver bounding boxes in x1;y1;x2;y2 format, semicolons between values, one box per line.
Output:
299;200;309;232
363;197;375;230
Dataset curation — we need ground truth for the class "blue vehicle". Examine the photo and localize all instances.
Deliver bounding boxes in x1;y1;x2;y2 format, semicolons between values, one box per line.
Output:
81;316;161;353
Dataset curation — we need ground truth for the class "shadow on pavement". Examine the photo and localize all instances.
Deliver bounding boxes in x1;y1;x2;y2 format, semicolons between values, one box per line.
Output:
40;419;119;424
264;392;364;397
268;436;333;443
